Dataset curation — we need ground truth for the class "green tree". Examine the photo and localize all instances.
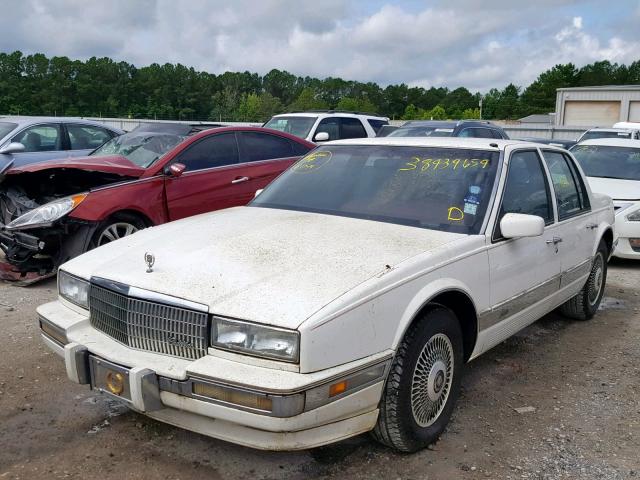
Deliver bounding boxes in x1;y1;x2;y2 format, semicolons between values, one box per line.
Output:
426;105;447;120
288;87;328;111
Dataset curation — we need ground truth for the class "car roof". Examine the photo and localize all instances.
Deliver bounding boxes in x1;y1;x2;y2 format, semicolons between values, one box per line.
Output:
0;116;122;131
400;120;501;128
324;137;552;151
584;127;635;133
576;138;640;147
271;111;388;120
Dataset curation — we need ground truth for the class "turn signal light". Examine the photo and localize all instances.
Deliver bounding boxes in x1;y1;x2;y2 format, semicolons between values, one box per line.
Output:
193;382;273;412
329;381;348;397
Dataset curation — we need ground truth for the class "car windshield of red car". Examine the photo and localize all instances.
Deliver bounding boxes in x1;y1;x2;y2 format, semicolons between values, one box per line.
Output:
91;131;185;167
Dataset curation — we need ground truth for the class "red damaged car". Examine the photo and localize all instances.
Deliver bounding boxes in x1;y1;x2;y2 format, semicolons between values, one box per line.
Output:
0;123;314;283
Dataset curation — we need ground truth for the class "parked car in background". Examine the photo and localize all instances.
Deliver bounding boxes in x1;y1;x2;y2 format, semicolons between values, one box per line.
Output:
576;127;640;143
38;138;613;452
264;111;389;142
571;138;640;259
388;120;509;139
0;123;314;283
516;137;577;149
375;124;399;137
0;117;123;169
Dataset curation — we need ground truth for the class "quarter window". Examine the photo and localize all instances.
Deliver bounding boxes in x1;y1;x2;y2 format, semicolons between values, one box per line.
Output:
542;150;589;219
12;124;62;152
67;124;114;150
367;119;388;133
176;133;239;171
459;128;494;139
239;132;293;162
497;150;553;238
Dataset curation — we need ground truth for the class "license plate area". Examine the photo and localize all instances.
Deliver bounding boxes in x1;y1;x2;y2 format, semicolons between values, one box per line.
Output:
89;355;132;402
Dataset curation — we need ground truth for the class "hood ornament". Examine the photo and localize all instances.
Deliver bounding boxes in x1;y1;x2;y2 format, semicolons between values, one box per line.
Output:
144;252;155;273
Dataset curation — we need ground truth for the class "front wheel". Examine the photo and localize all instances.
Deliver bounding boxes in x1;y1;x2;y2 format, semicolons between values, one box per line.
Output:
373;306;463;452
559;239;608;321
90;213;147;249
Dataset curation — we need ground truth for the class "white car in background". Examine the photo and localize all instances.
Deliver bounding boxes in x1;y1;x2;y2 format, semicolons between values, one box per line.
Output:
576;127;640;143
38;138;613;452
264;111;389;143
571;138;640;259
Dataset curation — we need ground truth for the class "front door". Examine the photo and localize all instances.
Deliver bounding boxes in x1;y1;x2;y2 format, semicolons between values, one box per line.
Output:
164;132;255;221
484;149;561;348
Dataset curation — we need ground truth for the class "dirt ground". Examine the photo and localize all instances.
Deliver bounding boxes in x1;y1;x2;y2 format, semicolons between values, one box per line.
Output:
1;260;639;480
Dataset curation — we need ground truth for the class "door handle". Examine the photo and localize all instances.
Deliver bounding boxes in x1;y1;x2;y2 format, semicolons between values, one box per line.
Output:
231;176;250;184
546;237;563;245
586;223;598;230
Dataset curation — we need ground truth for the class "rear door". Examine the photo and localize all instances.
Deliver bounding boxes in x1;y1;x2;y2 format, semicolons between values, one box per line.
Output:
65;123;117;157
540;149;595;291
236;131;305;192
164;132;251;221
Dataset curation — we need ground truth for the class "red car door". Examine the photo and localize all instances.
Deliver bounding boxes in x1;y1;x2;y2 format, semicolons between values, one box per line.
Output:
164;132;255;221
235;131;307;191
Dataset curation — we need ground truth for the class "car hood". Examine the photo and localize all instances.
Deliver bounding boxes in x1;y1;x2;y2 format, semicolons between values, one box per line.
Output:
62;206;465;329
587;176;640;201
7;154;146;177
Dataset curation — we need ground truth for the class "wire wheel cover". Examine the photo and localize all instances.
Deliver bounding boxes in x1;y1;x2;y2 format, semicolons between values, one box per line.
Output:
98;222;139;246
411;333;454;427
587;252;604;306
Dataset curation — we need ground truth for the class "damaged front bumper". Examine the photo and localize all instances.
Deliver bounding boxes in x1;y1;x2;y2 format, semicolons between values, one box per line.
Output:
0;220;97;284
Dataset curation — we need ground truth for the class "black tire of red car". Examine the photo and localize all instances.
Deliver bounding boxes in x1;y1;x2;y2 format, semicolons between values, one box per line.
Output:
559;239;608;321
373;305;463;452
90;212;148;249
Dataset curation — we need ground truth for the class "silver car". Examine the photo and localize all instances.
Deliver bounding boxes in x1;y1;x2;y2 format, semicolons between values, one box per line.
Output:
0;117;123;170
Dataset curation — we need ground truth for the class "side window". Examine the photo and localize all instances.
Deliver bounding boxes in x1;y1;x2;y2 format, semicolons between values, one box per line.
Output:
366;119;388;134
67;124;113;150
542;150;589;219
12;124;62;152
290;139;311;156
238;132;293;162
176;133;239;171
339;118;368;139
490;129;505;139
496;150;553;238
315;118;340;141
460;128;494;139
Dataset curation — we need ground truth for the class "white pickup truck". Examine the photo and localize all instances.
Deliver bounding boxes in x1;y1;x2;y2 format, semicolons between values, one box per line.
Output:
38;138;614;452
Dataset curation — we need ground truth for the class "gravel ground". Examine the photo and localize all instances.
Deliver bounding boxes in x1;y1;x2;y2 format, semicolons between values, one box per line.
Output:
0;260;639;479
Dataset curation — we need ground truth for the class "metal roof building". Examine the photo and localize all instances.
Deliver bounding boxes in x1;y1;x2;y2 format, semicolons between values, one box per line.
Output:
555;85;640;127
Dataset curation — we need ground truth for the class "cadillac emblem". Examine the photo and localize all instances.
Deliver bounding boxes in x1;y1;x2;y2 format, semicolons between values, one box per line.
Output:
144;252;155;273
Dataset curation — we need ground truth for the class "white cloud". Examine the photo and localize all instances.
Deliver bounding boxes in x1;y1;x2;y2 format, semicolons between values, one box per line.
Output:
0;0;637;92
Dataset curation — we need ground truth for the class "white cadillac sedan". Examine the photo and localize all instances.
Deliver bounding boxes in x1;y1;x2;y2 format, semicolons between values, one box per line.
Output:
571;138;640;259
38;138;614;452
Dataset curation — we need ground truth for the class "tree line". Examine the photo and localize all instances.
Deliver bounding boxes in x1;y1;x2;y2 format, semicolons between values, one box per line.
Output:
0;51;639;122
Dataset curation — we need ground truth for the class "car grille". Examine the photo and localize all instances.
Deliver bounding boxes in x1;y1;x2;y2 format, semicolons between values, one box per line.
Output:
89;283;209;360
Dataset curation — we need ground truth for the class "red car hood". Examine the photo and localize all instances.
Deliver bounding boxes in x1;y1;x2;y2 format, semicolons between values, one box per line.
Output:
7;155;146;177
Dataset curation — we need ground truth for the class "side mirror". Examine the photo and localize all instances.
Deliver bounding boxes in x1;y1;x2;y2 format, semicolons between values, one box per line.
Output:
167;163;186;177
313;132;330;142
500;213;545;239
254;189;264;198
0;142;25;155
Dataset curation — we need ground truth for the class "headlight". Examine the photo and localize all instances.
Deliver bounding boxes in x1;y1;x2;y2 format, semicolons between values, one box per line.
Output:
6;193;87;230
59;270;89;309
211;317;300;363
626;209;640;222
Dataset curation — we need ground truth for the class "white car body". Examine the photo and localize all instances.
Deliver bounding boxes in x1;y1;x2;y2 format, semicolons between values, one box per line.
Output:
576;127;640;143
265;112;389;143
573;138;640;259
38;138;614;450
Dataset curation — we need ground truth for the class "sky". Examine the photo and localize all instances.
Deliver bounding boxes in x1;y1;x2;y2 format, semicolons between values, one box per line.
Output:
1;0;639;92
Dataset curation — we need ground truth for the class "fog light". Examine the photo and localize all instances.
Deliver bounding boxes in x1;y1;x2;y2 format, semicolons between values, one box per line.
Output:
106;371;126;396
629;238;640;251
193;382;273;412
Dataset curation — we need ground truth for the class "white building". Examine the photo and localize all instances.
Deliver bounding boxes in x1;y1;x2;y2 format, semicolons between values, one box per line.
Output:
555;85;640;127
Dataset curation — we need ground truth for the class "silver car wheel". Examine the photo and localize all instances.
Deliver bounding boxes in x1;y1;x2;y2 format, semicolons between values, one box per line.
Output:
97;222;139;246
411;333;454;427
588;252;605;306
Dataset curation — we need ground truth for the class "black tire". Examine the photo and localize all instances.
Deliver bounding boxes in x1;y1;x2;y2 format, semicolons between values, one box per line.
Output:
89;212;147;250
373;305;463;452
559;239;608;321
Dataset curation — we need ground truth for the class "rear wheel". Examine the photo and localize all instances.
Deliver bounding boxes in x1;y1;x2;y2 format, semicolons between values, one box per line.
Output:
373;306;463;452
559;239;608;320
90;213;147;249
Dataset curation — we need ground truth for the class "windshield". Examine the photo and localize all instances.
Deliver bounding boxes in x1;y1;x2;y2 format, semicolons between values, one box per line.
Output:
264;116;317;139
251;145;500;234
0;122;18;139
580;131;632;141
91;132;185;167
388;126;454;138
571;144;640;181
